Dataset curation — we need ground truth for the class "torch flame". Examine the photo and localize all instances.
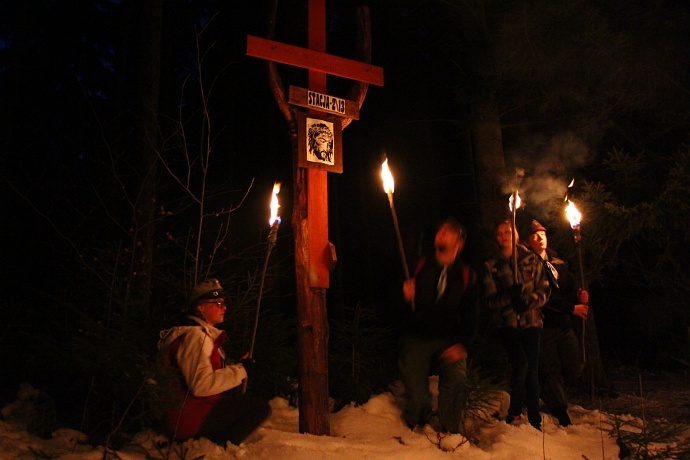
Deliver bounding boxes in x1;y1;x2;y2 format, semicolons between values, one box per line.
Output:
381;158;395;194
509;191;522;212
565;178;575;202
565;200;581;228
269;182;281;226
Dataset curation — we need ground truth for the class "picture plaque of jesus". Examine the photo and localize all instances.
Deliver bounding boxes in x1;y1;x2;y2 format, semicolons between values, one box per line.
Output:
296;111;343;173
307;118;334;165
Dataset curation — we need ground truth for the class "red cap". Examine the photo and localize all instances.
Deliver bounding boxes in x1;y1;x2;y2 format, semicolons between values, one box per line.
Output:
529;219;547;233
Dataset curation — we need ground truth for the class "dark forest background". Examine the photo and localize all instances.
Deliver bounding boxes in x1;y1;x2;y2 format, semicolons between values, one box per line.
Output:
2;0;690;446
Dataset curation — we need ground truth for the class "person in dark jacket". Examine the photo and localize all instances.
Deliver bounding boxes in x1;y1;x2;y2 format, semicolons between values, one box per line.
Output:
524;222;589;427
399;218;479;438
158;279;270;446
482;219;551;430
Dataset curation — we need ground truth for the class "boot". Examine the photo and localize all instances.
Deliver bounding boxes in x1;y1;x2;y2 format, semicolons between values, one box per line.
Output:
553;407;571;427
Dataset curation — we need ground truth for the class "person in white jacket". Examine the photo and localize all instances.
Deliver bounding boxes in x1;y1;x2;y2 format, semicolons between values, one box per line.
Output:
158;279;270;445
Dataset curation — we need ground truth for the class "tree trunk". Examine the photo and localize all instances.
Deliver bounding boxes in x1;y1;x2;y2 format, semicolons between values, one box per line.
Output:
121;0;162;320
453;1;509;255
470;95;508;254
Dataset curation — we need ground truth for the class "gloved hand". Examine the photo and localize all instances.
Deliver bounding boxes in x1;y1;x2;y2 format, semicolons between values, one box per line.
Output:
507;283;523;304
508;283;527;313
514;297;528;314
241;357;255;379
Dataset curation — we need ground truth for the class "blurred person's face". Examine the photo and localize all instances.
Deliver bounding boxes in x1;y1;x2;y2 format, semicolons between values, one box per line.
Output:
434;224;464;266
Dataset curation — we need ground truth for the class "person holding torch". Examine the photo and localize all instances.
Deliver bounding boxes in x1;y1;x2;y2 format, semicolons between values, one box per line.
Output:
157;280;271;446
523;220;589;427
398;218;479;449
482;218;551;431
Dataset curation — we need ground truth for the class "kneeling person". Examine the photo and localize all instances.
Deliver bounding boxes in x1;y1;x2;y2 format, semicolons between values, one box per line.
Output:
158;279;270;445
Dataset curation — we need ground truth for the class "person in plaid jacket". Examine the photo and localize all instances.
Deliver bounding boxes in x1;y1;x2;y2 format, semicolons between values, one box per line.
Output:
483;219;551;430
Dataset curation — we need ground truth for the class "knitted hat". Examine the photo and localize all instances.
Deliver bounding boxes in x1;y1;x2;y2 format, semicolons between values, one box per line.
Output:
187;279;225;307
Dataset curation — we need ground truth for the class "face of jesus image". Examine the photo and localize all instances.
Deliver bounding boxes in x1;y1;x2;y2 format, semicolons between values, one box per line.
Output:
308;122;334;164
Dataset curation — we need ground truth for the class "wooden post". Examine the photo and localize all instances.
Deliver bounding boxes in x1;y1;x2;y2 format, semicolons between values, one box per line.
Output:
247;0;383;435
297;0;330;435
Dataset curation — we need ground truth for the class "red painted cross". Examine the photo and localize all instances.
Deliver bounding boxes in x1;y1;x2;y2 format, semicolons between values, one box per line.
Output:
246;35;384;87
246;0;383;288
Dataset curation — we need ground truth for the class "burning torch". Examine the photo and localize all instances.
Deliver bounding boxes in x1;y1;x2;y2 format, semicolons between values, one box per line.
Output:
381;157;414;310
510;168;525;283
565;179;587;361
243;182;281;393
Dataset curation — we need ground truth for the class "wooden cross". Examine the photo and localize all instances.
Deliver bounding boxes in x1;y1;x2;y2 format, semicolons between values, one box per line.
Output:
247;0;383;436
247;7;383;288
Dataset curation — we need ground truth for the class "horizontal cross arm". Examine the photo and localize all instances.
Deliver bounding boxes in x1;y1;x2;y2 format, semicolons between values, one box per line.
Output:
247;35;384;87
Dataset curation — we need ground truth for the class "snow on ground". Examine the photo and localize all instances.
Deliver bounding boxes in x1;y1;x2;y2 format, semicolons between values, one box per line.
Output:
0;378;627;460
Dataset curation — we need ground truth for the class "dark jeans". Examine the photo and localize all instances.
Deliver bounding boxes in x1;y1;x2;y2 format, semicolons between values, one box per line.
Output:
539;327;584;413
197;392;271;446
499;327;541;428
398;335;468;433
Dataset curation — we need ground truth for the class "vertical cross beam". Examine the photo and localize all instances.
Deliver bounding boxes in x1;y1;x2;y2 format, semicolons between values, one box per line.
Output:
298;0;330;436
246;0;383;437
307;0;330;289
